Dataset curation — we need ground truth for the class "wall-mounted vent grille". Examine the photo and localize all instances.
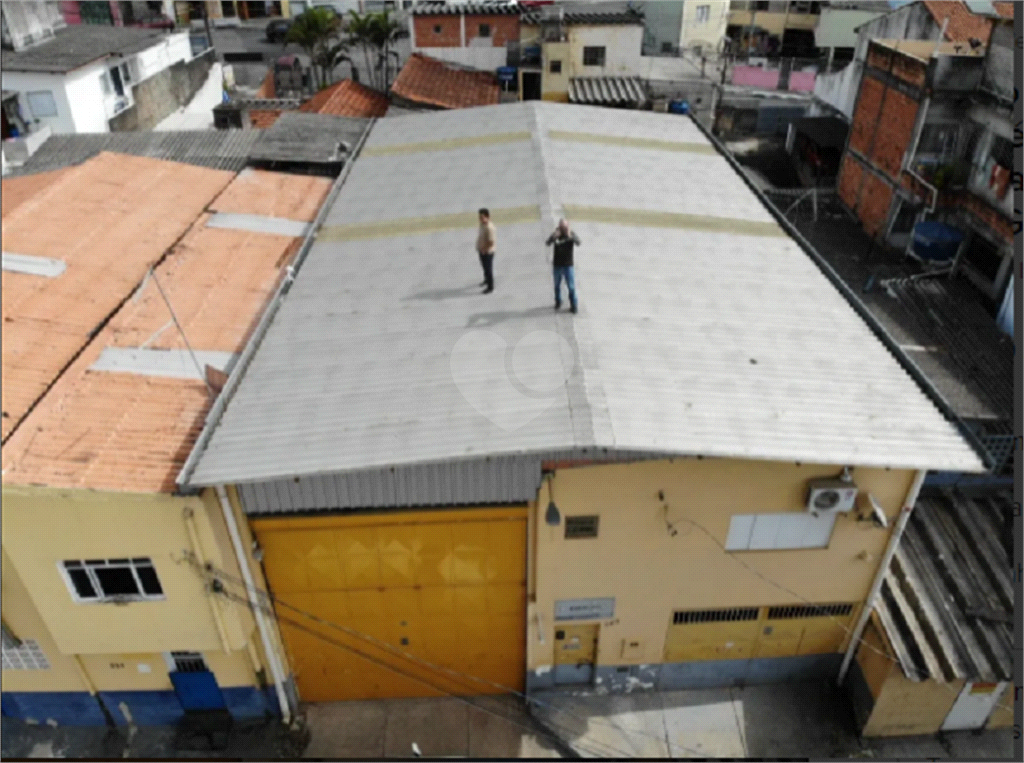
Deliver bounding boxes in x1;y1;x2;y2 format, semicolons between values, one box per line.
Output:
565;515;600;539
767;603;854;620
2;639;50;670
673;607;759;625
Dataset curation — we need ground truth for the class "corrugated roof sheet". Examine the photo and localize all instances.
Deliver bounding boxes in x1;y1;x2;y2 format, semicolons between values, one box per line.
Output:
248;111;370;165
0;171;331;493
568;76;647;105
0;25;172;73
391;54;500;110
3;130;262;176
521;7;645;25
0;153;235;442
299;79;391;119
877;487;1013;682
181;103;984;489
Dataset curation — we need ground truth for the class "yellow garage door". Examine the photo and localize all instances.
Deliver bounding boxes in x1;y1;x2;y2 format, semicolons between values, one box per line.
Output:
252;507;527;702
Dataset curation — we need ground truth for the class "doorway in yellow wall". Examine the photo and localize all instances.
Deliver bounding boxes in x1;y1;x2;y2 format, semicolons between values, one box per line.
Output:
554;623;599;684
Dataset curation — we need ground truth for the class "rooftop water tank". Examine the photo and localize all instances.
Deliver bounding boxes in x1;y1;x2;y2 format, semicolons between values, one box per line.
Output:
910;221;964;264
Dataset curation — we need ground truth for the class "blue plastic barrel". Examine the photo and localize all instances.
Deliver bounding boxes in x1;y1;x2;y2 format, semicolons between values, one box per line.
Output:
910;221;964;264
668;100;690;115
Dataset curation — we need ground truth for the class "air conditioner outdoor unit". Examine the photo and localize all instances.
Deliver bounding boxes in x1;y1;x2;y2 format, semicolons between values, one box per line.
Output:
806;477;858;515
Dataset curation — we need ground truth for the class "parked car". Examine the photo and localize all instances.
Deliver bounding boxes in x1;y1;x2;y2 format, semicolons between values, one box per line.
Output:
130;14;175;30
266;19;293;43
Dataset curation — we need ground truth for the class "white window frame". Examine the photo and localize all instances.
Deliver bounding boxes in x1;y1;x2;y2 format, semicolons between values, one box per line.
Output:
724;512;837;552
26;90;57;118
59;558;165;604
582;46;606;67
696;5;710;23
100;70;112;95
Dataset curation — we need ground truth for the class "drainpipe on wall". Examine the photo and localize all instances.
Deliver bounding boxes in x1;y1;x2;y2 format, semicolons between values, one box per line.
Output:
460;12;466;48
836;468;927;686
215;485;292;726
902;94;938;214
183;506;233;653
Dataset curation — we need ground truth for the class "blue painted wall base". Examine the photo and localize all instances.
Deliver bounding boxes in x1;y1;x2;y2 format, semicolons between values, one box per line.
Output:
1;686;278;727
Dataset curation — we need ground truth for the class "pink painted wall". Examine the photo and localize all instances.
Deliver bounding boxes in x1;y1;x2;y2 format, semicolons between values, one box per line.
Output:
731;66;780;89
788;71;817;92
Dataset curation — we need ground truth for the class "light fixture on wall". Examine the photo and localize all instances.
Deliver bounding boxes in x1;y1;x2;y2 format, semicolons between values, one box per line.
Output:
545;473;561;526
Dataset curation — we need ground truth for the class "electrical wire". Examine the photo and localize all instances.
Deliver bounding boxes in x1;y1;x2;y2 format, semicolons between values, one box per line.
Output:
206;582;635;759
181;553;706;758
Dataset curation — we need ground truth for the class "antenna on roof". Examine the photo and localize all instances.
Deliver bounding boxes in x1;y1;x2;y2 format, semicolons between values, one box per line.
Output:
148;268;216;400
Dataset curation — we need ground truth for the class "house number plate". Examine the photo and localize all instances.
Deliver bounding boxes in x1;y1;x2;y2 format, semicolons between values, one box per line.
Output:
554;598;615;621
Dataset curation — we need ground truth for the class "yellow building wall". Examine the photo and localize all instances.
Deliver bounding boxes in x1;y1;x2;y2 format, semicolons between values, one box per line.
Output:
568;25;644;76
528;458;916;672
541;41;571;97
728;10;819;36
864;674;964;737
77;649;254;692
1;486;251;658
855;617;894;701
1;549;87;693
986;684;1015;729
680;0;730;52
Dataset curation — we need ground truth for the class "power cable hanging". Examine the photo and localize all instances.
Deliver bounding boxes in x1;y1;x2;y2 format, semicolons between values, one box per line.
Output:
207;582;635;760
147;267;215;399
179;552;725;758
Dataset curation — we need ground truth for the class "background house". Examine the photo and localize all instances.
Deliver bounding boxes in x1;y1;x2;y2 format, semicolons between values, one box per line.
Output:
1;151;334;726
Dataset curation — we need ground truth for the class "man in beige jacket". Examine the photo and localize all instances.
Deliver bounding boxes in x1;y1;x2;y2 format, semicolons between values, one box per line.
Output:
476;208;496;294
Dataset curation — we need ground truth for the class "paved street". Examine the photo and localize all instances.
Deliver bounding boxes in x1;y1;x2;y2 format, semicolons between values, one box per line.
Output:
5;683;1013;758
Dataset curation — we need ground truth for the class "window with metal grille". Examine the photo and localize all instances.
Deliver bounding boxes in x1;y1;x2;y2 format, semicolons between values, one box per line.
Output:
549;59;562;74
2;639;50;671
582;46;606;66
564;515;599;539
672;607;759;625
766;603;854;619
478;23;491;38
170;652;207;673
61;558;164;603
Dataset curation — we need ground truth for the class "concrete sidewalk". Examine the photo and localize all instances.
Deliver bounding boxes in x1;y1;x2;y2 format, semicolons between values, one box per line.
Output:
529;682;1016;759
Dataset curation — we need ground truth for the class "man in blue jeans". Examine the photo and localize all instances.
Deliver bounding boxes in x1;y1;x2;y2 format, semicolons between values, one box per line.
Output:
546;219;581;313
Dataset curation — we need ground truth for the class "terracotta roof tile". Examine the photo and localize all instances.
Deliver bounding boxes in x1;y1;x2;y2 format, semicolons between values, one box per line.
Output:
0;153;234;441
210;168;332;222
922;1;994;43
391;53;500;110
1;171;332;493
256;68;277;98
248;109;284;128
992;1;1014;18
299;79;390;118
0;168;70;218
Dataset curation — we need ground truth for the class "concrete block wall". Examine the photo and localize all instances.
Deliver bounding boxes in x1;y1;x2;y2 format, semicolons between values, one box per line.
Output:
109;49;215;131
414;13;519;49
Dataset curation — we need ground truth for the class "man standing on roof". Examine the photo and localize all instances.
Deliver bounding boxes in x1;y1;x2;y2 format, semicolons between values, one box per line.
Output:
546;218;581;313
476;208;496;294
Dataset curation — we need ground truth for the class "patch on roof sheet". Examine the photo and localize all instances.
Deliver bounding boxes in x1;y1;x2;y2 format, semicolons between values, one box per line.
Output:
361;131;531;156
90;348;236;380
318;205;541;242
1;252;67;278
206;212;311;238
562;206;787;237
548;130;717;155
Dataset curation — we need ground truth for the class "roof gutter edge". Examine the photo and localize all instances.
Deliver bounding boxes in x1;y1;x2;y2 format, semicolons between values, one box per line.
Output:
175;116;378;490
687;113;992;474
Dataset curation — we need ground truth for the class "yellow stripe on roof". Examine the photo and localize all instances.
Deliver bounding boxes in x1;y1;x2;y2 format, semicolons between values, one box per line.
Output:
563;206;788;237
361;131;533;156
548;130;719;155
318;205;542;242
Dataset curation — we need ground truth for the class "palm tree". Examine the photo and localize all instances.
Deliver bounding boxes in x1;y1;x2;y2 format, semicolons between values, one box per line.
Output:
347;9;404;91
286;7;343;91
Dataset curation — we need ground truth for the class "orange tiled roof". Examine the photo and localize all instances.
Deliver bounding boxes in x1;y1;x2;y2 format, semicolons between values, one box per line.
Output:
1;170;332;493
992;1;1014;18
922;1;995;43
0;168;69;218
256;68;277;98
390;53;500;110
249;109;284;128
0;153;234;441
299;79;390;118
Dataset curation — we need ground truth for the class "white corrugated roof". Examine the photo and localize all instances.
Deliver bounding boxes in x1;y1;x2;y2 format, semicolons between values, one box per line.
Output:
181;102;984;487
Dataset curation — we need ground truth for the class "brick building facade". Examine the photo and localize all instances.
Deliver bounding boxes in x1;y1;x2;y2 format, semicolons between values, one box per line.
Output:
412;12;520;49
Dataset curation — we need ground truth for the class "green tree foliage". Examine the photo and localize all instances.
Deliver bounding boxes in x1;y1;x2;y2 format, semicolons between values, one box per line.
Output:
286;7;344;91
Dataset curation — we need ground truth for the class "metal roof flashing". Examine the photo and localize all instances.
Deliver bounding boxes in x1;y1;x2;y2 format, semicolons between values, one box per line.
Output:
175;118;378;490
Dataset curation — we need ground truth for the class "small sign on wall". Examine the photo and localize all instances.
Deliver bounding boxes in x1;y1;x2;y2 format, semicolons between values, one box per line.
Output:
555;598;615;621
